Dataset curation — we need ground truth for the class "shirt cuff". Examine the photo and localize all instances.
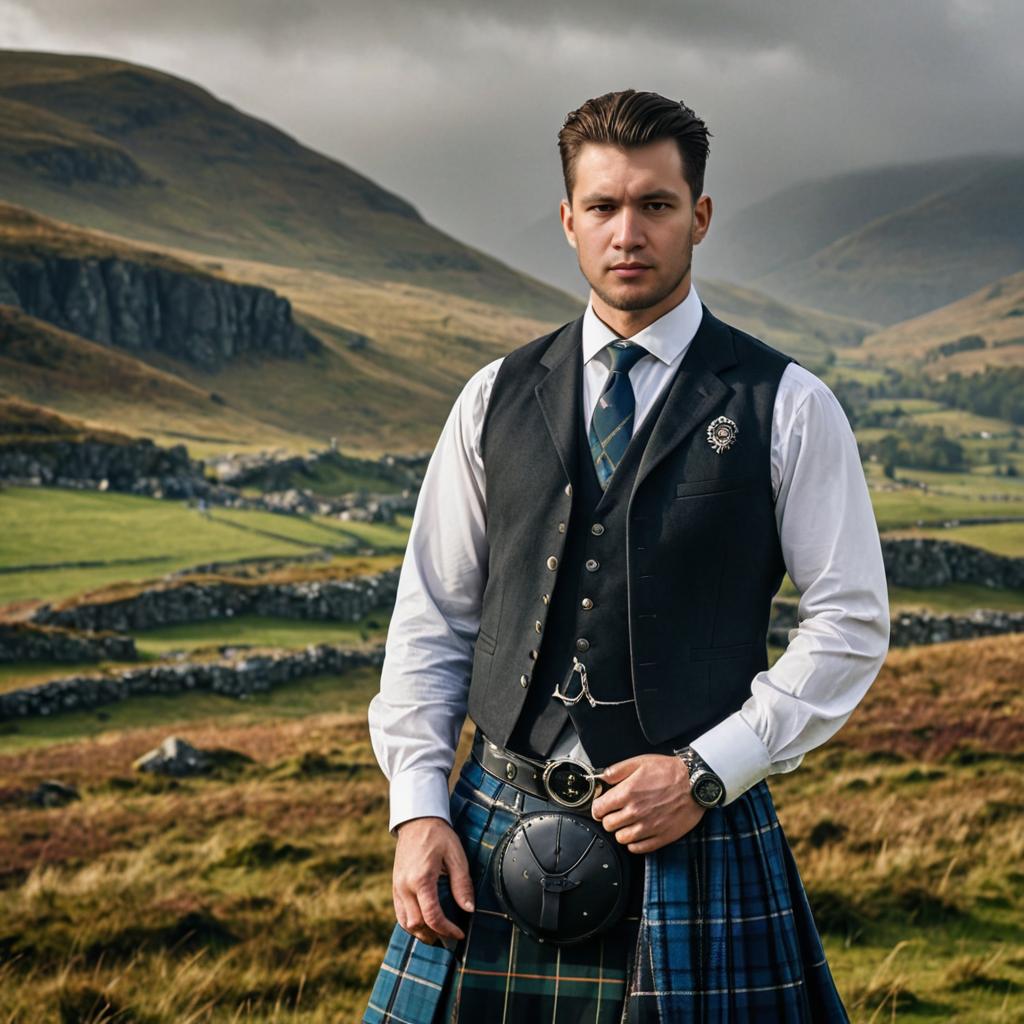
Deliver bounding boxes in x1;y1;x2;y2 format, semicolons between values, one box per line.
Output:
388;767;453;834
688;713;772;805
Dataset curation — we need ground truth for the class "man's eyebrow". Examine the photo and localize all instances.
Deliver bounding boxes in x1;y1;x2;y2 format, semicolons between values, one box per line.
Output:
578;189;681;204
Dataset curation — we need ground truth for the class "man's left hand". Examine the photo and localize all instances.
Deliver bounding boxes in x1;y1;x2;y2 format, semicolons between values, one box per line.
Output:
591;754;705;853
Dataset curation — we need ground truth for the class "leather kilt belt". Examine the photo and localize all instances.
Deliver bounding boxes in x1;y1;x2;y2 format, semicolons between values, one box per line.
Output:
471;732;638;945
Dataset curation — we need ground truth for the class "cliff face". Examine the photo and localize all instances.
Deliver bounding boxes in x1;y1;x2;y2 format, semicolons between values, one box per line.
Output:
0;254;321;370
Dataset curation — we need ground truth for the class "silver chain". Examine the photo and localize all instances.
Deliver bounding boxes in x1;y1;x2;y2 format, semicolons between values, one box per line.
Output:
551;656;636;708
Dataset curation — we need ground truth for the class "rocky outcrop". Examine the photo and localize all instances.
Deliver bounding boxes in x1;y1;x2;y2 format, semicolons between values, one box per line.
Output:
0;621;137;663
31;568;400;633
769;599;1024;648
133;736;211;776
0;643;384;720
13;143;145;187
0;254;321;370
881;536;1023;590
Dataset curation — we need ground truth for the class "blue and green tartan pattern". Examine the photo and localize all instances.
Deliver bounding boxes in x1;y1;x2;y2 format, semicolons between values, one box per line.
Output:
363;753;849;1023
630;779;849;1021
588;340;649;489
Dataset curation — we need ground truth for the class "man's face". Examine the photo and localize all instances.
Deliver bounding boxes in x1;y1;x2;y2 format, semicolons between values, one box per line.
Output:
560;139;711;317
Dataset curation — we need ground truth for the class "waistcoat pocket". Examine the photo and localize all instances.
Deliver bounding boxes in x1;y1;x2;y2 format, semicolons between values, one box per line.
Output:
689;641;760;662
675;475;758;498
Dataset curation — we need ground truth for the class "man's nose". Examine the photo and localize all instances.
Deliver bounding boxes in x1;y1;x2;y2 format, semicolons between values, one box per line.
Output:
612;208;645;252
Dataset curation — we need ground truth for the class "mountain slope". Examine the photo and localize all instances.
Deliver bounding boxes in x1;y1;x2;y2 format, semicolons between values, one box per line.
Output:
0;204;571;456
0;304;306;451
699;155;1007;283
755;159;1024;325
698;154;1024;325
861;269;1024;375
0;50;579;324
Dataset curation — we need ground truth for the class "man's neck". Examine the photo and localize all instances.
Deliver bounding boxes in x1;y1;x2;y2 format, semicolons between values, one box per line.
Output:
590;275;693;338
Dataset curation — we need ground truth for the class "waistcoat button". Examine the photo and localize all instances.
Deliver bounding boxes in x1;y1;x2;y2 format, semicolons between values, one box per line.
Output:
542;593;550;604
565;483;573;497
557;522;566;533
591;523;605;535
535;620;543;633
529;649;539;660
576;638;590;652
581;597;594;610
520;674;529;687
585;558;599;572
546;556;558;570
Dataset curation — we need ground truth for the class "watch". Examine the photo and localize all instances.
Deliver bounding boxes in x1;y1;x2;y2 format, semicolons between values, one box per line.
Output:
673;746;726;808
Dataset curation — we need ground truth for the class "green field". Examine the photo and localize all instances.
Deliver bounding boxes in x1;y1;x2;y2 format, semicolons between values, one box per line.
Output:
884;523;1024;559
0;487;409;606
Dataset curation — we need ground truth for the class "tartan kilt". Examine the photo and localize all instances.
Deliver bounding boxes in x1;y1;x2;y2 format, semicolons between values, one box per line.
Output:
363;751;848;1023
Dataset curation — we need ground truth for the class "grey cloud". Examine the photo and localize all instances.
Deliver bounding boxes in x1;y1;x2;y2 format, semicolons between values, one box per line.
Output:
1;0;1021;259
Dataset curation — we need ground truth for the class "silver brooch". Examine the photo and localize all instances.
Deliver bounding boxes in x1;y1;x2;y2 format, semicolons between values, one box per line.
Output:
706;416;738;454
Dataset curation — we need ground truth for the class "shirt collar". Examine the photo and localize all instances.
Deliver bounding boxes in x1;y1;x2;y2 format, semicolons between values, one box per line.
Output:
582;282;703;367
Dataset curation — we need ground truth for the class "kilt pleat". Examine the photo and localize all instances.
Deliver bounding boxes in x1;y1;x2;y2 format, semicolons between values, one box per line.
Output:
363;751;848;1024
628;779;848;1022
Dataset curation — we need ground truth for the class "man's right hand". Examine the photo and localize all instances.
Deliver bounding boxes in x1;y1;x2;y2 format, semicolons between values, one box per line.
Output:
393;816;475;945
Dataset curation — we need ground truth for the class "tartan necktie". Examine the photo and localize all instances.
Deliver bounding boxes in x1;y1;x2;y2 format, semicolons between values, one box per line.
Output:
588;339;650;489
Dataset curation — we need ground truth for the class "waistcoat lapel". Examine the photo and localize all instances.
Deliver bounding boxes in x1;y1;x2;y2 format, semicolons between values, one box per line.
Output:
631;305;738;497
533;306;741;501
534;317;584;491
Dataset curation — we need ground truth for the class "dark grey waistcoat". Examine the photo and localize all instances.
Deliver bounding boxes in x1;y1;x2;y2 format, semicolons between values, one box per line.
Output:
467;303;795;765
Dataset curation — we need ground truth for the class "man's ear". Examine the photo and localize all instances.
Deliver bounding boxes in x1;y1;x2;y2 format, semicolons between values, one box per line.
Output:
559;198;577;249
692;193;713;246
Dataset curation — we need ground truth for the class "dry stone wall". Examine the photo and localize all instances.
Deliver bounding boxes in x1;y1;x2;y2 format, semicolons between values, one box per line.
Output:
31;568;400;632
880;537;1023;590
769;599;1024;648
0;622;137;663
0;643;384;720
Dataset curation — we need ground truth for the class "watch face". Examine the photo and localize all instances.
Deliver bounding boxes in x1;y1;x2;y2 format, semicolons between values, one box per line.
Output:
694;775;724;807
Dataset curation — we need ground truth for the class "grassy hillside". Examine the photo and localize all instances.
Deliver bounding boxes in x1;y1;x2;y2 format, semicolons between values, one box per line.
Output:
695;277;875;368
860;270;1024;375
0;634;1021;1021
0;50;578;325
0;305;311;453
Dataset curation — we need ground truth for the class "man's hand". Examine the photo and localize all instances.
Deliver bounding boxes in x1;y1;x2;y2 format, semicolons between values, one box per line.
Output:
591;754;706;854
393;816;475;945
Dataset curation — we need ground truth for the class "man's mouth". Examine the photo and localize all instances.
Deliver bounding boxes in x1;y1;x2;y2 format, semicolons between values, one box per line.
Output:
609;263;651;279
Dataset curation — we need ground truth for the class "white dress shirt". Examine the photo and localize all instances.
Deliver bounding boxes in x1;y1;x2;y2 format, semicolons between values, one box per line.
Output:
368;284;890;832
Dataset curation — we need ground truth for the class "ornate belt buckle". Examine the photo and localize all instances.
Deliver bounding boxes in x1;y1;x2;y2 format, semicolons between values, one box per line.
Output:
541;759;595;808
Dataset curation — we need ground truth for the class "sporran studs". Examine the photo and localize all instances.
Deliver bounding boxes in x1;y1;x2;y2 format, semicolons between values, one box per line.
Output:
706;415;739;454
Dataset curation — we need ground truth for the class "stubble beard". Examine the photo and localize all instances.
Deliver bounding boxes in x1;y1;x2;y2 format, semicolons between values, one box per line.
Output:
584;246;693;314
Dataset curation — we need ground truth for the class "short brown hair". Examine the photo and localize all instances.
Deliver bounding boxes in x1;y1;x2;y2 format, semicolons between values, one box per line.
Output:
558;89;711;203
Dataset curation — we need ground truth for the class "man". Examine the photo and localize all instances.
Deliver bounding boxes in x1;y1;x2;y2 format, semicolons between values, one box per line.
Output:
363;90;889;1022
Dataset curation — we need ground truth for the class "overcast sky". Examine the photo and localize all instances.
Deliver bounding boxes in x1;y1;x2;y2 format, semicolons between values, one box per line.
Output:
1;0;1021;257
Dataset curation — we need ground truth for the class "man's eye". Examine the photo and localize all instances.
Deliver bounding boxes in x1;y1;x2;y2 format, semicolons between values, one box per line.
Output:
646;202;669;211
590;204;615;213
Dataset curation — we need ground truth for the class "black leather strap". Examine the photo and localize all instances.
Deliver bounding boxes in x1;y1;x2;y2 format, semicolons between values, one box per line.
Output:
472;731;600;809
